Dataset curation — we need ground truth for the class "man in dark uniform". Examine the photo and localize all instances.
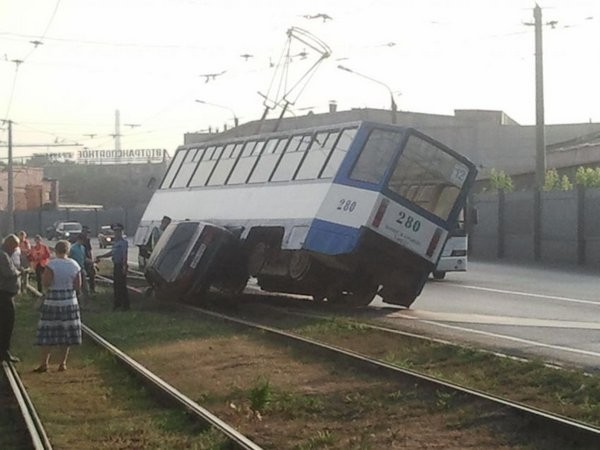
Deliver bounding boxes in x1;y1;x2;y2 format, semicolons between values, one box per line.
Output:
96;224;129;311
0;234;21;362
81;226;96;293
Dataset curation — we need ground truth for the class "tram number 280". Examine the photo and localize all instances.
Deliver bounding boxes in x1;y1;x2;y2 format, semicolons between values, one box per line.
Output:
337;198;357;212
396;211;421;232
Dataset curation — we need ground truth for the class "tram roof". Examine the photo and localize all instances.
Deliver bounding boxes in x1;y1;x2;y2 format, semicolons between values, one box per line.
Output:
177;120;413;150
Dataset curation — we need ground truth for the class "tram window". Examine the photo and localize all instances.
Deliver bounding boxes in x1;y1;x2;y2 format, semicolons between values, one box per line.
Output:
296;131;339;180
171;148;199;188
208;143;242;186
227;141;264;185
321;128;357;179
192;148;205;162
350;129;403;184
271;134;311;182
160;149;188;189
248;138;288;183
189;146;220;187
387;135;467;220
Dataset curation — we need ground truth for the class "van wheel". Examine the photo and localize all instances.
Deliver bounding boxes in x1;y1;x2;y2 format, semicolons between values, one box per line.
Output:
432;271;446;280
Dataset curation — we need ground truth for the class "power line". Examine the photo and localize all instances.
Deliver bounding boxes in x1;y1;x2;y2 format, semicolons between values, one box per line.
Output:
2;0;62;122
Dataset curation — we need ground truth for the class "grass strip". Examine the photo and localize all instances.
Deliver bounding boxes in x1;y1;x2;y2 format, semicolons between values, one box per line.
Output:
11;292;231;449
294;316;600;427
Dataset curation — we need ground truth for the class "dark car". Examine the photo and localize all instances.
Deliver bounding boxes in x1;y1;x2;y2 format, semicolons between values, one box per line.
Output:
144;221;246;303
98;226;115;248
45;221;83;241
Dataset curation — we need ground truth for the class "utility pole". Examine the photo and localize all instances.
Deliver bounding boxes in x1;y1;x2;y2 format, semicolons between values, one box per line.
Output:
115;109;122;164
7;120;14;233
534;3;546;189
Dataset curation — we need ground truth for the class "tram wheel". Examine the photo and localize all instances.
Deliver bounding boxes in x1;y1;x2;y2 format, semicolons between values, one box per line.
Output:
432;271;446;280
289;251;312;280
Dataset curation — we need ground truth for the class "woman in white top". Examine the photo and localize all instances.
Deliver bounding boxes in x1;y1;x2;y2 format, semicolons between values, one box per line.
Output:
34;240;81;372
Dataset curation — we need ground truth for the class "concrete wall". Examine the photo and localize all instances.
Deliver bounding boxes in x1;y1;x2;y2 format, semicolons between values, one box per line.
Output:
471;187;600;268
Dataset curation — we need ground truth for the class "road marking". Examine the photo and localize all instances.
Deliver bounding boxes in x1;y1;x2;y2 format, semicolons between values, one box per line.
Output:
414;319;600;359
444;283;600;306
388;310;600;330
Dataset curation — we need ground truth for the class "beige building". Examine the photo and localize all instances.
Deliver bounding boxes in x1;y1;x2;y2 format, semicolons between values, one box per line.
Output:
0;166;57;211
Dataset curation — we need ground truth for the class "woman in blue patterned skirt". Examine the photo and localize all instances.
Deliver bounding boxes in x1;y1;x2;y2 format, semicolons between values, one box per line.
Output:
34;240;82;372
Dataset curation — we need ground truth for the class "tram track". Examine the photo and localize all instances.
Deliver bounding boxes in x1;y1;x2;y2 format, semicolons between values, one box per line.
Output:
178;302;600;448
1;360;52;449
103;273;600;447
28;282;262;450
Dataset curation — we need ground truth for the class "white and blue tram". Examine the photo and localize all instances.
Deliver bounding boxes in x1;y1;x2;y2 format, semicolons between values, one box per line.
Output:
135;121;477;307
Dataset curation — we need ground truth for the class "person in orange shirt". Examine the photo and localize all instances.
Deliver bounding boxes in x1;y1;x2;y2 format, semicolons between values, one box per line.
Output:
29;235;50;293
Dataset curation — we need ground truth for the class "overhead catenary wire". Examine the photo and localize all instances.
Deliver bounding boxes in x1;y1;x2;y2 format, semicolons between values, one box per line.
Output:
2;0;62;125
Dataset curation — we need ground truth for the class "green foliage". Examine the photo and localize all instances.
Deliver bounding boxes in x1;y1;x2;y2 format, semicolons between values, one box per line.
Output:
248;378;272;413
295;430;336;450
543;168;560;191
488;168;514;192
543;169;573;191
560;175;573;191
575;167;600;187
435;390;456;410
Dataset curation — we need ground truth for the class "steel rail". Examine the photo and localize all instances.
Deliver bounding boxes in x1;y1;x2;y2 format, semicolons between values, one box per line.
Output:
181;303;600;447
81;325;262;450
28;280;261;450
100;273;600;445
2;361;53;449
249;301;541;365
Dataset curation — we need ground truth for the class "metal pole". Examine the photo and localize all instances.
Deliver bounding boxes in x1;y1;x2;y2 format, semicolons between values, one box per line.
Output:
577;184;586;265
7;120;14;234
534;4;546;189
337;65;397;124
115;109;121;153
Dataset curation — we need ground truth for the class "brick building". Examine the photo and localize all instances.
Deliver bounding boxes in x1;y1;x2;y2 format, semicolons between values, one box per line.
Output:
0;166;58;210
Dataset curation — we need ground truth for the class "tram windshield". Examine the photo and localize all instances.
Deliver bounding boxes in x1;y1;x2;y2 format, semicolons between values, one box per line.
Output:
387;134;468;220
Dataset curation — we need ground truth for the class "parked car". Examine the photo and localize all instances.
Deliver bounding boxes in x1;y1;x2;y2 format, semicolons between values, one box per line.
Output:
45;221;83;241
98;225;115;248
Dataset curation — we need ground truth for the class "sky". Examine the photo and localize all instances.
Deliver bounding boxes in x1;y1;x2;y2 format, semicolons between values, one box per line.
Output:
0;0;599;160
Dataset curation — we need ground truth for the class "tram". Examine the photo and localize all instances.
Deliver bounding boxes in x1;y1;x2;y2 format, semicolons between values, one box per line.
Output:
135;121;477;307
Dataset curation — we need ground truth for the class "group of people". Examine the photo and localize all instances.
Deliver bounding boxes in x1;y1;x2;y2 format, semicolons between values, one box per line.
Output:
0;223;130;372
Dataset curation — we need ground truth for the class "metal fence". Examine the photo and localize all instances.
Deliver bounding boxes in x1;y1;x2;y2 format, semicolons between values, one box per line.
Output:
470;186;600;268
0;204;148;239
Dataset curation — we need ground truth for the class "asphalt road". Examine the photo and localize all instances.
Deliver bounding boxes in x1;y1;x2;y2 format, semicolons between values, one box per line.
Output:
371;261;600;372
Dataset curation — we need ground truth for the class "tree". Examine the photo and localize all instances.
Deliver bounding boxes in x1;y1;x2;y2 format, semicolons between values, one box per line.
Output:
543;168;560;191
489;169;514;192
575;167;600;187
560;175;573;191
543;168;573;191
